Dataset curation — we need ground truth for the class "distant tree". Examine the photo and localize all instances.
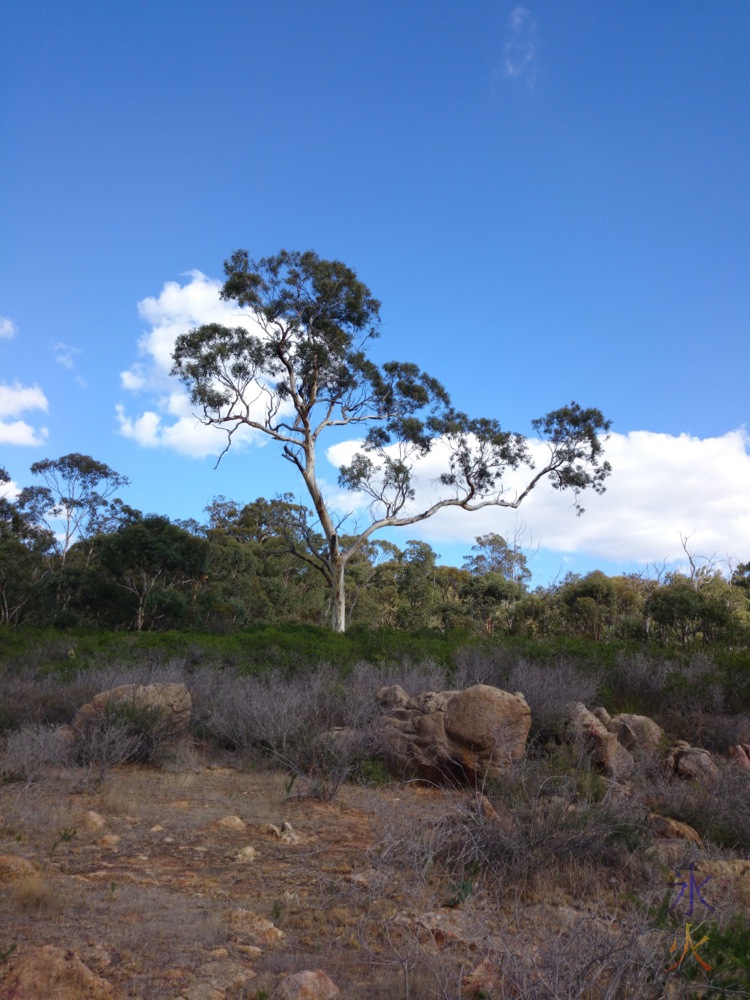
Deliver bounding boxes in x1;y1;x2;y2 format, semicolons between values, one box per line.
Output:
463;532;532;587
96;515;208;630
172;247;612;632
17;454;129;566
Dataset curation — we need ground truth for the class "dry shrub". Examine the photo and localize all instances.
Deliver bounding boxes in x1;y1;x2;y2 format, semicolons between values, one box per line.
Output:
508;658;598;745
11;875;57;914
651;759;750;852
1;723;72;783
71;714;144;788
486;908;672;1000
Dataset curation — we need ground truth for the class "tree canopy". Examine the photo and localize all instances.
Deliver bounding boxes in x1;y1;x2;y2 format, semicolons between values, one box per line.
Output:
171;247;612;632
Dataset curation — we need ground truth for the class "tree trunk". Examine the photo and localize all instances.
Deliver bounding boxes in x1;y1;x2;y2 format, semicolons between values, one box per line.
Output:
331;556;346;633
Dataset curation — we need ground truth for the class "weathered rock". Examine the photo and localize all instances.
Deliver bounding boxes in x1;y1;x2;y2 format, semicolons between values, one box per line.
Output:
73;683;191;736
564;703;635;781
230;845;257;863
214;815;246;831
0;854;38;881
376;685;410;709
461;957;503;998
378;684;531;786
276;969;340;999
228;909;285;945
648;813;703;846
728;744;750;771
1;945;115;998
606;713;664;753
665;741;718;784
82;810;107;831
592;707;611;724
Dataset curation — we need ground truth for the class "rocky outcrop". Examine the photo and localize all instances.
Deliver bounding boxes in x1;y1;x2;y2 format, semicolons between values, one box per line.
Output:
605;712;664;753
564;703;635;781
665;740;719;784
648;813;703;846
276;969;340;999
728;744;750;771
73;683;191;737
377;684;531;786
1;945;116;999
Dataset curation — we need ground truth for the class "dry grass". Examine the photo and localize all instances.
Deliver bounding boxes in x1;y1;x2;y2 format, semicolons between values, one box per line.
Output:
10;874;58;913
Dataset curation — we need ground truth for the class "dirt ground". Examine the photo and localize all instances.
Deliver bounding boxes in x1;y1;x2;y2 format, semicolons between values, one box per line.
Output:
0;749;521;999
0;747;733;999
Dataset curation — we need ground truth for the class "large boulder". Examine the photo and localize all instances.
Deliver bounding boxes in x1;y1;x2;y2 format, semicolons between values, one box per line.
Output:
605;712;664;753
377;684;531;786
665;740;718;784
0;945;116;999
564;703;635;781
73;683;191;737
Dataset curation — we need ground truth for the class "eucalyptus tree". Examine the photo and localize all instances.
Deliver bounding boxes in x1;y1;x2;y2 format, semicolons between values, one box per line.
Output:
172;248;612;632
17;453;129;566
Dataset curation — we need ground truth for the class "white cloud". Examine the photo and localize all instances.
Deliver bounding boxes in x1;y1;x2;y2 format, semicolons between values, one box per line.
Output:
504;6;537;81
0;383;48;418
0;316;16;340
326;428;750;568
52;341;81;370
0;382;49;446
119;270;289;458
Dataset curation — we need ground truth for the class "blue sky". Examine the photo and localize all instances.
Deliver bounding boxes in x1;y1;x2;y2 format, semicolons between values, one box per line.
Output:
2;1;749;584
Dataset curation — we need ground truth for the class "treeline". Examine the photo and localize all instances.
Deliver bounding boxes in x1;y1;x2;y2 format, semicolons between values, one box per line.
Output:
2;454;750;647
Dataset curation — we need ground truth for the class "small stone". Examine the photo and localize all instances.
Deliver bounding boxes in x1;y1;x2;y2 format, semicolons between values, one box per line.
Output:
214;815;246;831
228;909;285;945
83;810;107;830
99;835;120;848
234;944;262;959
150;824;165;832
277;969;340;999
232;846;257;863
0;854;38;882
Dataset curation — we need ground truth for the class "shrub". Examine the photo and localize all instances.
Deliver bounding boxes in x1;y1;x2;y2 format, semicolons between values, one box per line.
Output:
1;723;72;783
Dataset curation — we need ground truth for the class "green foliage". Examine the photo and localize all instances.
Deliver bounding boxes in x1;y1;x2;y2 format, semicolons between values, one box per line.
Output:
651;895;750;992
50;827;77;857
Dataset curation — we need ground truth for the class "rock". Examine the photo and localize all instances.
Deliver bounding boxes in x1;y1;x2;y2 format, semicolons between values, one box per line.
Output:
376;685;410;709
99;835;120;848
648;813;703;846
228;909;285;945
214;815;246;831
1;945;115;998
461;957;502;997
378;684;531;786
198;959;256;990
281;821;301;844
592;707;611;724
73;683;191;737
665;741;718;784
231;846;257;863
406;909;479;952
276;969;340;999
564;703;634;781
82;811;107;831
181;986;224;1000
728;744;750;771
606;713;663;753
0;854;39;881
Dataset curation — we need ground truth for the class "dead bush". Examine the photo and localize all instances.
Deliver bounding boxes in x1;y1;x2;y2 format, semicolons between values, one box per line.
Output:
1;723;73;783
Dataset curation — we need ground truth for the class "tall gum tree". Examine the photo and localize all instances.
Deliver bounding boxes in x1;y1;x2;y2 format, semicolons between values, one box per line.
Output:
172;248;612;632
